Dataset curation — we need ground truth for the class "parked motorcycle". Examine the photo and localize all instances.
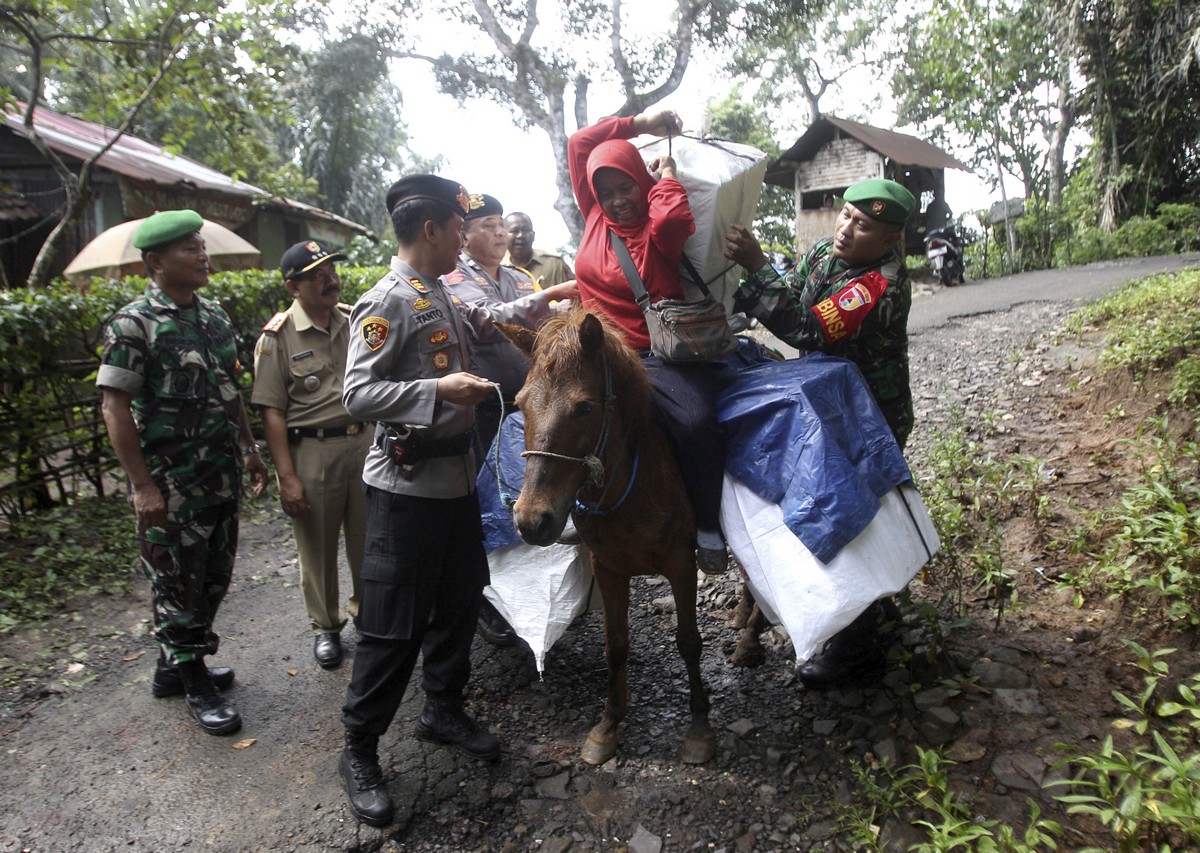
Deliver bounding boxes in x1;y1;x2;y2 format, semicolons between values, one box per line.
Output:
924;225;965;286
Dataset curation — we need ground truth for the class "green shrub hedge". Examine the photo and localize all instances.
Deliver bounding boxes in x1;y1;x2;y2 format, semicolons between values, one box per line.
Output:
0;266;388;517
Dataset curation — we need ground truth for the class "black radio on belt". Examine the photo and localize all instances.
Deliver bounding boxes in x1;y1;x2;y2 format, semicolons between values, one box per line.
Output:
377;425;472;467
379;425;418;466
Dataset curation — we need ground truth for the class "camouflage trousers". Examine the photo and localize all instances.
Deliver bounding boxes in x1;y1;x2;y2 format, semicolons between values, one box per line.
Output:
139;500;239;665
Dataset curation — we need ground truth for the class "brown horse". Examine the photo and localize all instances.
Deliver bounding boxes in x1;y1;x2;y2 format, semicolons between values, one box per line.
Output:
498;308;717;766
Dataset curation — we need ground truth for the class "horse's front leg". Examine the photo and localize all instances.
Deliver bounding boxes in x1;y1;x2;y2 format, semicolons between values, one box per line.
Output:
668;566;716;764
581;566;630;766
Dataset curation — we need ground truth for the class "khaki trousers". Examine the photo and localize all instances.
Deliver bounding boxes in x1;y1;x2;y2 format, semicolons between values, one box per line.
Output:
288;429;370;633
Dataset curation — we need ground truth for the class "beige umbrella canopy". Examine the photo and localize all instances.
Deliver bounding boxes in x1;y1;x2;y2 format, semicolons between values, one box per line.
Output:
63;217;261;286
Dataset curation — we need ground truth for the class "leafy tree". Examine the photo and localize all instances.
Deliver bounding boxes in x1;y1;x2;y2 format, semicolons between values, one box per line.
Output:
1;0;311;286
731;0;884;126
271;32;413;233
1061;0;1200;229
375;0;742;244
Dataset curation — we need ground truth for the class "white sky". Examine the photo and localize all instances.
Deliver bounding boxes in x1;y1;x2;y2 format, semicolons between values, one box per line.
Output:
393;11;1006;253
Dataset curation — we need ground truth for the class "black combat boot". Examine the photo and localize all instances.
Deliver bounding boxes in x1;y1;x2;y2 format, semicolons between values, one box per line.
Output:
798;598;899;688
177;659;242;735
414;694;500;761
339;730;394;827
151;651;235;698
476;600;517;647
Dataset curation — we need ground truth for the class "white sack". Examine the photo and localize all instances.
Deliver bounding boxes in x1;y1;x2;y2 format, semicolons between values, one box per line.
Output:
484;531;592;673
722;476;941;665
638;137;769;311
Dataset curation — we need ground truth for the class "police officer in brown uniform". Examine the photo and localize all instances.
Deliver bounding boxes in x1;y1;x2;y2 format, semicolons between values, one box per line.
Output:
252;241;369;669
336;175;576;828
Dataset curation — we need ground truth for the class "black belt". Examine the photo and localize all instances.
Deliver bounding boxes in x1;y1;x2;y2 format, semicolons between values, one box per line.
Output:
288;422;366;442
376;426;473;466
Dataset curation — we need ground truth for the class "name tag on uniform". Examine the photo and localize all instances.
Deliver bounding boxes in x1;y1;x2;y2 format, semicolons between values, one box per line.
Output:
291;349;314;362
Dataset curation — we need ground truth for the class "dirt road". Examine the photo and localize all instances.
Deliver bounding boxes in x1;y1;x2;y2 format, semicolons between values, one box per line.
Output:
2;253;1197;852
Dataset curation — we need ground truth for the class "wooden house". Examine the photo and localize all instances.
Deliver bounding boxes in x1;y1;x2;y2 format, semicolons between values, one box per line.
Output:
765;115;972;255
1;103;374;287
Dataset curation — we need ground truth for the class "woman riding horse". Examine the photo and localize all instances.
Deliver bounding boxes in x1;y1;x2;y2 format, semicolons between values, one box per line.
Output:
567;109;770;574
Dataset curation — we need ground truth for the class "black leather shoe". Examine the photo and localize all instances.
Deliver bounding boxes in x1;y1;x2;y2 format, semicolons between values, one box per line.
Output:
151;656;234;698
340;732;393;827
697;546;730;574
415;696;500;761
476;601;518;647
179;662;242;735
314;632;343;669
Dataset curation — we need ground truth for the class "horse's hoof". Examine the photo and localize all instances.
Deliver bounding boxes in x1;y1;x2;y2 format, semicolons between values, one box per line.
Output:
679;727;717;765
731;640;766;668
581;728;617;766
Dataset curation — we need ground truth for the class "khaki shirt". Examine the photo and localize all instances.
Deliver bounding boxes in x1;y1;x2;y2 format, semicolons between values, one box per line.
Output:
505;249;573;288
251;300;355;429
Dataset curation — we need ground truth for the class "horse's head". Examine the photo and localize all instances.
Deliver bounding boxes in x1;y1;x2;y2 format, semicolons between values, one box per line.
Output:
498;308;647;546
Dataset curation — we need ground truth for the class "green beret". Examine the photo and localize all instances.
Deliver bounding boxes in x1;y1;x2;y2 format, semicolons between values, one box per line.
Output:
133;210;204;250
843;179;915;225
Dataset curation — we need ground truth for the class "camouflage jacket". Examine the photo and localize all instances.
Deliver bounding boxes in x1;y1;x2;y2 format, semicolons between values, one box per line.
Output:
97;284;244;512
734;237;913;446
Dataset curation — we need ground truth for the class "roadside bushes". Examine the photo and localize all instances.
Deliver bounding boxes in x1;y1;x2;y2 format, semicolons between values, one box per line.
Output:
0;266;387;520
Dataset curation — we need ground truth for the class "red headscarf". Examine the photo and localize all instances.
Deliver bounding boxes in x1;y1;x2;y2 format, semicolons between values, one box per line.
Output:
568;116;695;350
585;139;659;236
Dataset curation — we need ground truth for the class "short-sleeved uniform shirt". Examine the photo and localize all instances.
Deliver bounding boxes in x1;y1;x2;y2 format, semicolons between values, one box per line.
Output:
96;284;243;512
442;252;537;397
510;250;573;288
251;299;355;429
344;257;561;499
735;237;913;445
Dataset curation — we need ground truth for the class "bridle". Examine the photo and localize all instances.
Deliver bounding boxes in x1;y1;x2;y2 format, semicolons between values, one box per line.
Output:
519;351;639;515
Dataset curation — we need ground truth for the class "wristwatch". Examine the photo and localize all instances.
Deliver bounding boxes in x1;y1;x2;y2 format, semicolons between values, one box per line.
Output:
241;442;264;456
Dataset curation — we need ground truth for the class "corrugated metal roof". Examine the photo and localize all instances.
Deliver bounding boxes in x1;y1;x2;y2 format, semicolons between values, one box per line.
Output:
765;115;972;187
3;102;372;237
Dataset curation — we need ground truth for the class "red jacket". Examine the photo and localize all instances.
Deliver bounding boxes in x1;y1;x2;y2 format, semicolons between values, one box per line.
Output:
568;115;695;351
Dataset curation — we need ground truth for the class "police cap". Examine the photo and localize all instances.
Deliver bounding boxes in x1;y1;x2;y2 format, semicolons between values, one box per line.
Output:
843;179;916;225
132;210;204;250
464;193;503;221
280;240;347;281
385;175;470;217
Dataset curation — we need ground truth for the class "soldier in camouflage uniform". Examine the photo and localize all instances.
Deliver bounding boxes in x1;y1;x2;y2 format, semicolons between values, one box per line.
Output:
97;209;269;736
724;178;916;687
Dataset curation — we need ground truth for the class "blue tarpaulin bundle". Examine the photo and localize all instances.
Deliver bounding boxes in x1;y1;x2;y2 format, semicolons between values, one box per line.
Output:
479;352;911;565
717;353;912;563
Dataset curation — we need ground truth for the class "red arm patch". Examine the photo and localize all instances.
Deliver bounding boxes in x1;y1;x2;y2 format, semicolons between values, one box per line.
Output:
809;271;888;344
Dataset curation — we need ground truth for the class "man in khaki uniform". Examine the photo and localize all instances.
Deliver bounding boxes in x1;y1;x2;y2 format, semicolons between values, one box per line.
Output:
503;211;573;288
252;240;370;669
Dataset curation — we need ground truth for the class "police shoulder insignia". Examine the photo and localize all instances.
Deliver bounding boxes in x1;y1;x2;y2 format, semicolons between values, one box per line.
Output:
262;311;289;334
362;316;390;351
413;297;432;310
445;270;465;284
409;277;429;293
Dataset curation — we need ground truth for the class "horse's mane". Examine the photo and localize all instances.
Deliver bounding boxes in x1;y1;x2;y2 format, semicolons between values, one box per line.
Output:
531;305;653;426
